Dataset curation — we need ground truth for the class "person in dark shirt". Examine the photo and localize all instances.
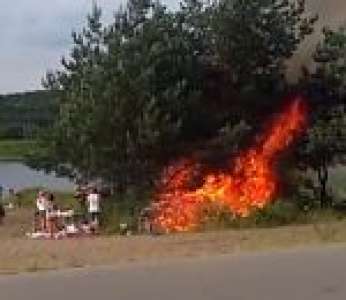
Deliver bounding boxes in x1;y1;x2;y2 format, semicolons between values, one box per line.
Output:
46;193;58;238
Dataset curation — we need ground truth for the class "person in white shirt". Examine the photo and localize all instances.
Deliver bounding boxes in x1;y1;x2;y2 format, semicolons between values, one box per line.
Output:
36;191;47;231
87;188;101;226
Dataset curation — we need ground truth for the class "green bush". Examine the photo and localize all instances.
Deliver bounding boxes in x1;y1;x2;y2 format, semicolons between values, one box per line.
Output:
99;199;122;234
100;187;152;234
197;199;310;231
251;201;304;227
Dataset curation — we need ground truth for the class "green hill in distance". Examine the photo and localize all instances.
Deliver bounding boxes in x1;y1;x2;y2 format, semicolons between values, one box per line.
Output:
0;90;57;139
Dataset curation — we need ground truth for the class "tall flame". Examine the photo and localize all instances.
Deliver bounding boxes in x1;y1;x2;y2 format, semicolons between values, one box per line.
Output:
151;98;308;232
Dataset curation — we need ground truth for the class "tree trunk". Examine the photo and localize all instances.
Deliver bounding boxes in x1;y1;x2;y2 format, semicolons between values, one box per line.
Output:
317;160;329;208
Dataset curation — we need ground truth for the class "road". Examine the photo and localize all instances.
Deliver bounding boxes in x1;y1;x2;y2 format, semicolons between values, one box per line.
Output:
0;245;346;300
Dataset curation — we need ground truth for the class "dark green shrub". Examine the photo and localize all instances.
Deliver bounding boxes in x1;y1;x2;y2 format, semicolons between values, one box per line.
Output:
197;199;308;230
100;187;153;234
251;201;303;227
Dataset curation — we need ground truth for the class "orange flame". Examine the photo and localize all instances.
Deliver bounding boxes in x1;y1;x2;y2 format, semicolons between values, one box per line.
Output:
152;98;308;232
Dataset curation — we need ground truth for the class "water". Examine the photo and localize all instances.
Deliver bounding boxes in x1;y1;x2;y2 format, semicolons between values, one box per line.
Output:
0;161;74;195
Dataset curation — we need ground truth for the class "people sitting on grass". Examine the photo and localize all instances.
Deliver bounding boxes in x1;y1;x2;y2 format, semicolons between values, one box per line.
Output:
30;188;102;239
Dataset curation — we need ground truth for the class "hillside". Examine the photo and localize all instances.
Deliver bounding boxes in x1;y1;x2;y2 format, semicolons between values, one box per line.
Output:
286;0;346;81
0;90;57;139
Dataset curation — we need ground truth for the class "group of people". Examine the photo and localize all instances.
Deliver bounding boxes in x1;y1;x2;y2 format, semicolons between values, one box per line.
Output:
34;187;101;239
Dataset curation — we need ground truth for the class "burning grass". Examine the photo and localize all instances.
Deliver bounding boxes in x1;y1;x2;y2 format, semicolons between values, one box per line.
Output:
152;98;308;232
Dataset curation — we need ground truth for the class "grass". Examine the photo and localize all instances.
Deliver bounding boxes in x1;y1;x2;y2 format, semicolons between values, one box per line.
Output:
0;168;346;274
11;188;77;210
0;139;35;159
1;204;346;274
0;208;346;274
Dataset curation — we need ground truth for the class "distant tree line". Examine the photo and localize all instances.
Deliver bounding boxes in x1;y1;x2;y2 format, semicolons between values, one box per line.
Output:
27;0;346;207
0;91;58;139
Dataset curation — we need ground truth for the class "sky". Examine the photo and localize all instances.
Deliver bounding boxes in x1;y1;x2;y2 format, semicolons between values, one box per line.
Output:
0;0;175;94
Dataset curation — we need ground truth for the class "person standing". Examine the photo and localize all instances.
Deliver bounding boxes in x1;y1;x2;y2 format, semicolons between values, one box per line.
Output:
0;186;4;224
0;202;5;225
36;191;47;231
8;188;15;209
74;185;88;218
46;193;58;238
0;185;3;204
87;188;101;228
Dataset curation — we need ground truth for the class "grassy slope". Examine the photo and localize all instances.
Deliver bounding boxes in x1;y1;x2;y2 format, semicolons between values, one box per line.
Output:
0;139;34;159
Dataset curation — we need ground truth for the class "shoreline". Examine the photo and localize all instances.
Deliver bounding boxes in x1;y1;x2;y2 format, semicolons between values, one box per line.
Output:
0;157;24;162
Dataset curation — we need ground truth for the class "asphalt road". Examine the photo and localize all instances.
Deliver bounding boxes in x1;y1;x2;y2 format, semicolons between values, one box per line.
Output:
1;245;346;300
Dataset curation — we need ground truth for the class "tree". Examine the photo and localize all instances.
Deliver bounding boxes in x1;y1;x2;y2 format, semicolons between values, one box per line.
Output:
297;26;346;208
209;0;317;93
40;4;106;180
32;0;317;195
314;26;346;96
298;106;346;207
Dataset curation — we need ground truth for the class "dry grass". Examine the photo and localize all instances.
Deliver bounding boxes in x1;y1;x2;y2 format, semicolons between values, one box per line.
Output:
1;208;346;274
0;208;34;238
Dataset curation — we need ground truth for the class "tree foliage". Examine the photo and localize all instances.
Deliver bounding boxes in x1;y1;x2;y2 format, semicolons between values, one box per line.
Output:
31;0;317;193
210;0;317;91
297;26;346;207
298;106;346;207
314;26;346;96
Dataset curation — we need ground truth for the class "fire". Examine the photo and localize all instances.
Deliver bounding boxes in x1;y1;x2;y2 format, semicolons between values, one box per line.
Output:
152;98;308;232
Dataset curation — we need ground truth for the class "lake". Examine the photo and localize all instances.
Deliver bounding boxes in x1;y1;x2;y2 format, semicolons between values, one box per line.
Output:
0;161;74;195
